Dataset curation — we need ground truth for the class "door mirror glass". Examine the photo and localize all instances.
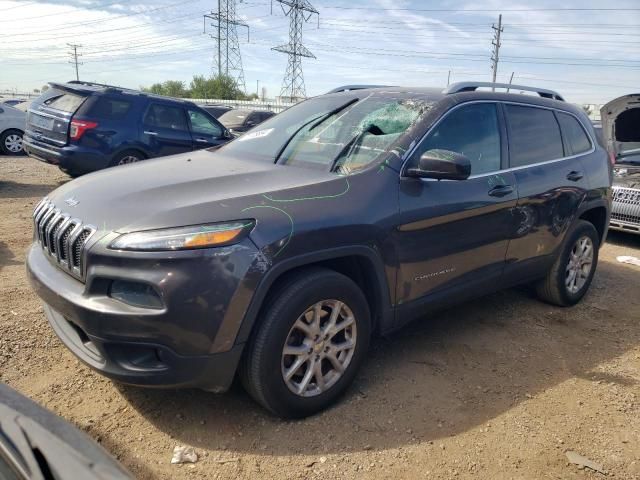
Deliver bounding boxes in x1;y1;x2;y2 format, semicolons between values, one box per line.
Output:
407;149;471;180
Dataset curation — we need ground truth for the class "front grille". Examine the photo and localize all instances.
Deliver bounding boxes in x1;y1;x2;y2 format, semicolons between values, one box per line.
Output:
611;187;640;227
32;198;96;281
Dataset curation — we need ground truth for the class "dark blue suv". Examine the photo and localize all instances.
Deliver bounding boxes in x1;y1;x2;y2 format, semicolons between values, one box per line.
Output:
23;81;232;176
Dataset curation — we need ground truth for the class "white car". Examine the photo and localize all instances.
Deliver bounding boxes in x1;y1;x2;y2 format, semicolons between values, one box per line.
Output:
0;103;26;155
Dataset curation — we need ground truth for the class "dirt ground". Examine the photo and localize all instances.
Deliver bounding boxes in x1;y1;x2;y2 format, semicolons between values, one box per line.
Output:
1;155;639;480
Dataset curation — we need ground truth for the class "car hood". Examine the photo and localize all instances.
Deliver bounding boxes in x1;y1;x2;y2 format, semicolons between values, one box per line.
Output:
613;164;640;190
46;149;338;234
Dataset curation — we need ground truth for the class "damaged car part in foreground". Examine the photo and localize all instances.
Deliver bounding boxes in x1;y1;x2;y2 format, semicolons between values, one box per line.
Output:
0;384;132;480
27;83;611;418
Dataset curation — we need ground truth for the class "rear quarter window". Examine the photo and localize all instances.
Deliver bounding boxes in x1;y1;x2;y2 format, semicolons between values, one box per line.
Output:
556;112;592;155
86;97;132;120
505;105;564;167
43;91;85;113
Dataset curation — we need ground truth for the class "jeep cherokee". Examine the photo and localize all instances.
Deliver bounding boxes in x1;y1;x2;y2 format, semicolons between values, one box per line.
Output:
27;82;611;418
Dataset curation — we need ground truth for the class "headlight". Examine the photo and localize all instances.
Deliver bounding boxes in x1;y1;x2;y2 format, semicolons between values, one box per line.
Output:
109;221;254;251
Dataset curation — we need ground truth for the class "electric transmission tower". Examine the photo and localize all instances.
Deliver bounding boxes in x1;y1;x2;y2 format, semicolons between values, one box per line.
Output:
490;14;503;89
272;0;319;101
67;43;82;81
203;0;249;92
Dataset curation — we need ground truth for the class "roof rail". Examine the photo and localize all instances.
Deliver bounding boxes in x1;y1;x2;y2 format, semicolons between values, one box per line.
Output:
443;82;565;101
326;85;391;94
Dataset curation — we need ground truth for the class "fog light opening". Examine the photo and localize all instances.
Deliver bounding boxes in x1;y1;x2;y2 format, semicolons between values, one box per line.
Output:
109;280;163;309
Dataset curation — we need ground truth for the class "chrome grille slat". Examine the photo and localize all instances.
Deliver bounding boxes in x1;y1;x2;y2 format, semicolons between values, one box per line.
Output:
32;199;96;282
612;187;640;221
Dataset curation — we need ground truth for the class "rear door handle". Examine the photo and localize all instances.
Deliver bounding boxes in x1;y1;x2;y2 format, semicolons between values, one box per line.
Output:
566;171;583;182
195;138;209;143
143;130;158;136
488;185;514;197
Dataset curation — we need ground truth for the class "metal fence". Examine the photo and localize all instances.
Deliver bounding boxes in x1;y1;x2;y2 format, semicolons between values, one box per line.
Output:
190;98;296;113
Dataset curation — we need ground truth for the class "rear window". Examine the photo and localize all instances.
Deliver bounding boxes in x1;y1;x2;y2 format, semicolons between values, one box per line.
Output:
506;105;564;167
557;112;592;155
86;97;132;120
43;91;85;113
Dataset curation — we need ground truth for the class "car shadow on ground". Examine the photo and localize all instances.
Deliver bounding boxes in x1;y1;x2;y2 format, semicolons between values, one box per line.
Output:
605;230;640;250
0;179;67;199
115;254;640;458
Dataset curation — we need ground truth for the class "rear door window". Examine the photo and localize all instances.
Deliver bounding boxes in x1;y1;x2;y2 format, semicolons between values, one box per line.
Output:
505;105;564;167
86;97;132;120
43;91;85;113
557;112;592;155
143;104;188;131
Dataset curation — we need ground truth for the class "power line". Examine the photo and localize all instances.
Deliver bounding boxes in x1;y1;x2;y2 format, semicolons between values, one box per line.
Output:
272;0;319;101
313;4;640;12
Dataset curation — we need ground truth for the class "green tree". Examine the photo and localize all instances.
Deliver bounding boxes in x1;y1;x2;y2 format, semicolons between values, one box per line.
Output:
162;80;187;98
142;83;165;95
189;74;245;100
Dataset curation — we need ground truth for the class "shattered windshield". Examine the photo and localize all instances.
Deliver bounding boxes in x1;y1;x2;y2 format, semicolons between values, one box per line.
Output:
217;93;431;173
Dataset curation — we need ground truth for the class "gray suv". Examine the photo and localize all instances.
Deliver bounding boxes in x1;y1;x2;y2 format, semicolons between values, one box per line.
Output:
27;82;611;418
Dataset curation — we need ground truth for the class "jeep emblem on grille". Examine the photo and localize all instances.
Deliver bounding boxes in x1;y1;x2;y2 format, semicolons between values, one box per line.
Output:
65;197;80;207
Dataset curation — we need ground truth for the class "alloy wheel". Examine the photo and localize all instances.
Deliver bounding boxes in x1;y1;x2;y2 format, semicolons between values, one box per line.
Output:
4;134;22;153
117;155;140;165
565;235;594;294
281;299;357;397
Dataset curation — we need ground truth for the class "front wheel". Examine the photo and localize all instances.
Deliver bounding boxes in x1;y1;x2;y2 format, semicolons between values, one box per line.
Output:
241;268;371;418
536;220;600;306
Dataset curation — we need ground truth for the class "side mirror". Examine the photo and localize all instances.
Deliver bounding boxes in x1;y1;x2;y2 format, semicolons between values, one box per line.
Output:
407;149;471;181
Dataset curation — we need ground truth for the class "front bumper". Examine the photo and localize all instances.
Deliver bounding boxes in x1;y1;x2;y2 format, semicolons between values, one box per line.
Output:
610;186;640;235
26;238;262;391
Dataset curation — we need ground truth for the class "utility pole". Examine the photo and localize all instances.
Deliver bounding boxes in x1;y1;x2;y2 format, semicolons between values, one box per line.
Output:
203;1;249;92
490;14;503;90
272;0;319;101
256;79;259;97
447;70;451;86
67;43;82;81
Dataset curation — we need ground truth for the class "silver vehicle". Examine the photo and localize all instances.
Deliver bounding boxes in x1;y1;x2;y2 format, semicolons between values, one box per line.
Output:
0;103;26;155
601;94;640;234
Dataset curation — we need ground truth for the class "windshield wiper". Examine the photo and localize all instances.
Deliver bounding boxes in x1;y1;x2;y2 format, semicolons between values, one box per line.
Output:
273;98;359;164
329;124;383;172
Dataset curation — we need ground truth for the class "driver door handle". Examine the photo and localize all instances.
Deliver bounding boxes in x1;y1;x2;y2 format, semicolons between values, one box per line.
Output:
488;185;514;197
195;138;209;143
143;130;158;136
566;171;584;182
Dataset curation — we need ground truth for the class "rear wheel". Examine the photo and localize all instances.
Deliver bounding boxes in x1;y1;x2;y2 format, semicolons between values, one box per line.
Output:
1;129;24;155
536;220;599;306
110;150;145;167
241;268;371;418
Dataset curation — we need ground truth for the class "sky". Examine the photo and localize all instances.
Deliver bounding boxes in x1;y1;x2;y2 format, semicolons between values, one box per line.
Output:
0;0;638;104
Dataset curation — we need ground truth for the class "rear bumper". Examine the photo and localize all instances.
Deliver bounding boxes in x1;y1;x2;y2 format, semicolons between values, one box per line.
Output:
24;137;111;174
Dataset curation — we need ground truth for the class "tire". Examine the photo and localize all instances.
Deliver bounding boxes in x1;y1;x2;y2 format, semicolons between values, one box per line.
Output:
109;149;145;167
536;220;599;306
240;267;371;418
1;129;24;155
